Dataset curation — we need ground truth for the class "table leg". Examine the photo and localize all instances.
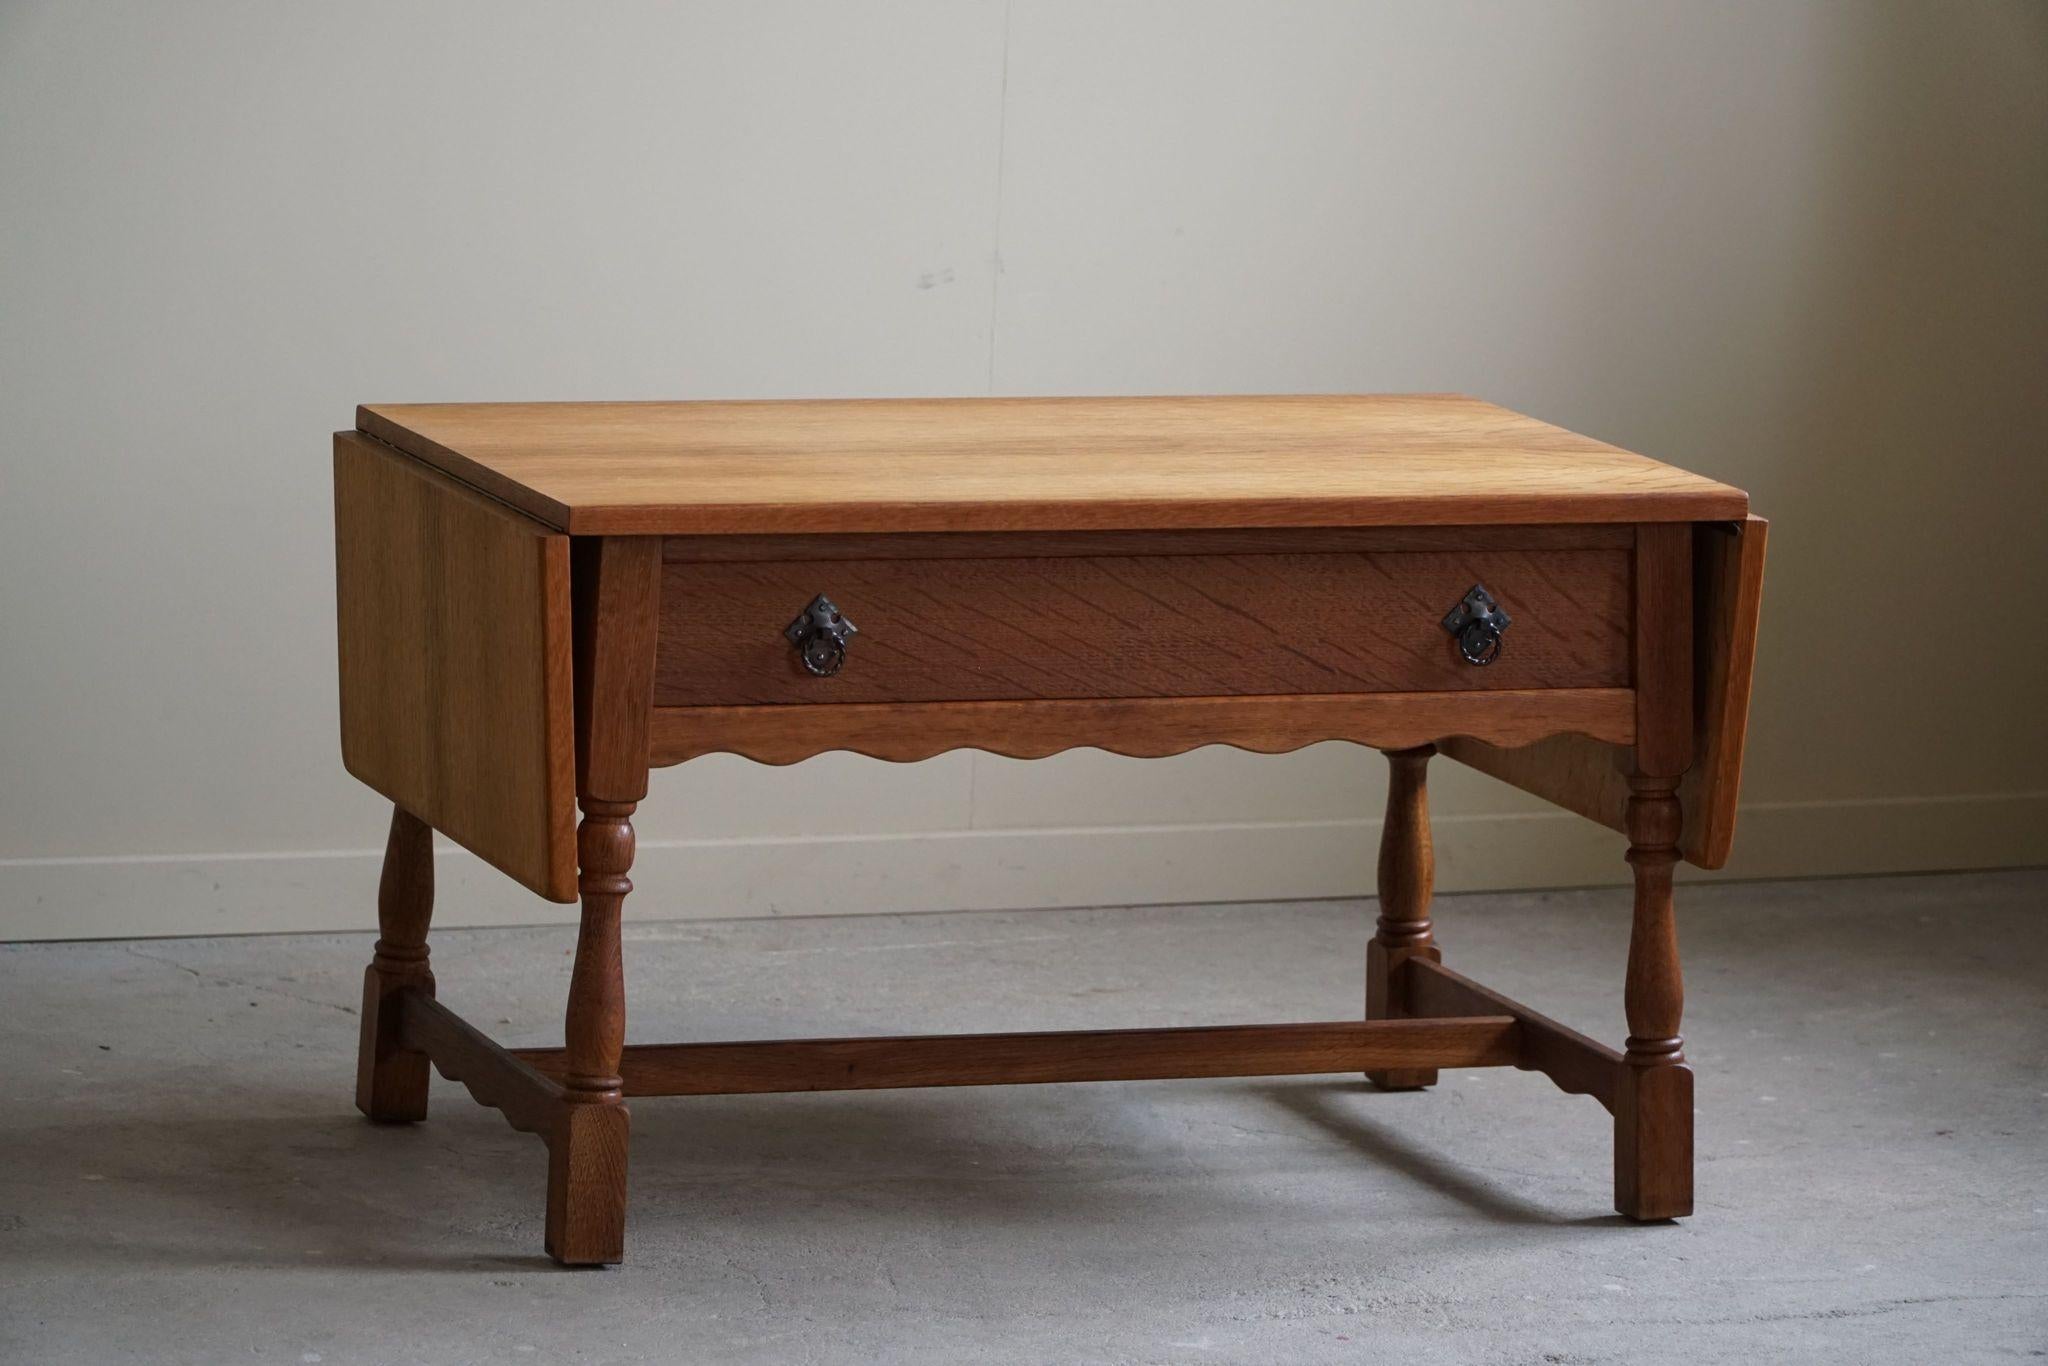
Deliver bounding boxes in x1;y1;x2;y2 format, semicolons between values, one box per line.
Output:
544;535;659;1266
545;796;635;1265
1367;744;1440;1090
355;805;435;1122
1615;771;1693;1219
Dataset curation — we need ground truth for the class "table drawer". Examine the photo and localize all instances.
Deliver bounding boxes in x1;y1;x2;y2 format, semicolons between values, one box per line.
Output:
655;543;1629;706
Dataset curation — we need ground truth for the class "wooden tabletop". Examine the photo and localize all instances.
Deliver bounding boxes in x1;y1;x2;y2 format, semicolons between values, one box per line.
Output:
355;395;1746;536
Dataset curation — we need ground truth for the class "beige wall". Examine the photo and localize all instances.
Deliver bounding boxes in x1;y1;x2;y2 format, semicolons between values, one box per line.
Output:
3;2;2044;940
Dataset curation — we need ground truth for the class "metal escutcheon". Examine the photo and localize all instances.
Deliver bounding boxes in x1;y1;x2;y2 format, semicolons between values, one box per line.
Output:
1440;584;1511;666
784;594;858;677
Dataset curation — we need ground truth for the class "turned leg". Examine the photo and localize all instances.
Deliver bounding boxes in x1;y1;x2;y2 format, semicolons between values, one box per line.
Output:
1367;744;1439;1090
356;805;435;1122
545;535;659;1266
545;798;636;1265
1614;772;1692;1220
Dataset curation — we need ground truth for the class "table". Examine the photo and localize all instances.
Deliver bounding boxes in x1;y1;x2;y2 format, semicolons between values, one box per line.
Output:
332;395;1766;1265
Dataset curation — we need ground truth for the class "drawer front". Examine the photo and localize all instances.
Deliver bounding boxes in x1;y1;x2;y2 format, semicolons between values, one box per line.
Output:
655;548;1629;706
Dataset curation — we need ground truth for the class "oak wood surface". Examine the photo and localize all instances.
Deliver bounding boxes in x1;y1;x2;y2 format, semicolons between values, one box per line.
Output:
1631;523;1695;778
646;689;1636;768
548;1104;631;1268
1680;515;1769;866
512;1017;1520;1096
657;547;1628;706
400;988;565;1139
397;986;630;1266
355;807;436;1123
1404;958;1622;1111
1615;531;1696;1219
552;537;659;1265
1366;746;1440;1090
333;433;578;902
567;801;634;1108
572;538;663;801
1436;516;1766;868
356;395;1748;536
660;524;1636;562
1616;771;1693;1220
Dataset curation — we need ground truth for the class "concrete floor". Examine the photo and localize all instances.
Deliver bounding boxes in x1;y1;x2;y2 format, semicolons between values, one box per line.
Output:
2;870;2044;1365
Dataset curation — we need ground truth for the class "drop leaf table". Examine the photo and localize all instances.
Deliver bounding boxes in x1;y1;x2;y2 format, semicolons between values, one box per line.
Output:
332;395;1766;1265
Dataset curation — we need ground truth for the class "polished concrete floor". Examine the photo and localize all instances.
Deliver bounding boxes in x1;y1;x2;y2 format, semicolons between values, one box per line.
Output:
2;869;2044;1364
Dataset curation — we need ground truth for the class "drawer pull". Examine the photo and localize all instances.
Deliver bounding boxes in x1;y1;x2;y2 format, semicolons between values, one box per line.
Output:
1441;584;1511;667
784;594;859;677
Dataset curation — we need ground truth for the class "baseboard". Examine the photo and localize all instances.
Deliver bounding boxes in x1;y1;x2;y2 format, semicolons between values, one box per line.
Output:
3;792;2043;942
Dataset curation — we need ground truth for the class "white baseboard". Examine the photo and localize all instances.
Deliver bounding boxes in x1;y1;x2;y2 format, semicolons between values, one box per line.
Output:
3;792;2043;942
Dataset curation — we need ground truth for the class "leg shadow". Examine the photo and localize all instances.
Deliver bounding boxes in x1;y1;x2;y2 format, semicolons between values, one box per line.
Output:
1259;1081;1625;1227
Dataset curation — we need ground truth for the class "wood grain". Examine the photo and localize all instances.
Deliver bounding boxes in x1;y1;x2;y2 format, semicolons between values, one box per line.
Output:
551;537;658;1265
335;392;1762;1261
1679;516;1769;867
1404;958;1622;1112
1616;770;1693;1220
333;432;577;902
355;806;436;1123
512;1018;1520;1096
562;536;659;1105
1366;746;1440;1090
1632;523;1695;778
657;548;1629;705
572;537;662;800
396;987;629;1266
399;988;566;1140
661;524;1637;562
647;689;1636;767
357;395;1748;536
566;800;633;1108
1438;517;1766;868
547;1102;630;1267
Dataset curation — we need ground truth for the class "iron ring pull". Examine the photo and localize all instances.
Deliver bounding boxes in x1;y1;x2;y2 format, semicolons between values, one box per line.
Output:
784;595;859;678
1441;584;1511;667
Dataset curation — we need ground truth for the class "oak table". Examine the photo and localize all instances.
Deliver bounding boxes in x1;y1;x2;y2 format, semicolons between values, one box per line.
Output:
333;395;1766;1265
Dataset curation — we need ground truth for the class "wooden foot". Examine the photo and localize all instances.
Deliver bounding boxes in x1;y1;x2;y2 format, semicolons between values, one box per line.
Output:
388;984;626;1262
1614;772;1693;1219
1616;1053;1693;1220
1367;745;1439;1090
356;806;435;1123
546;1101;631;1265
